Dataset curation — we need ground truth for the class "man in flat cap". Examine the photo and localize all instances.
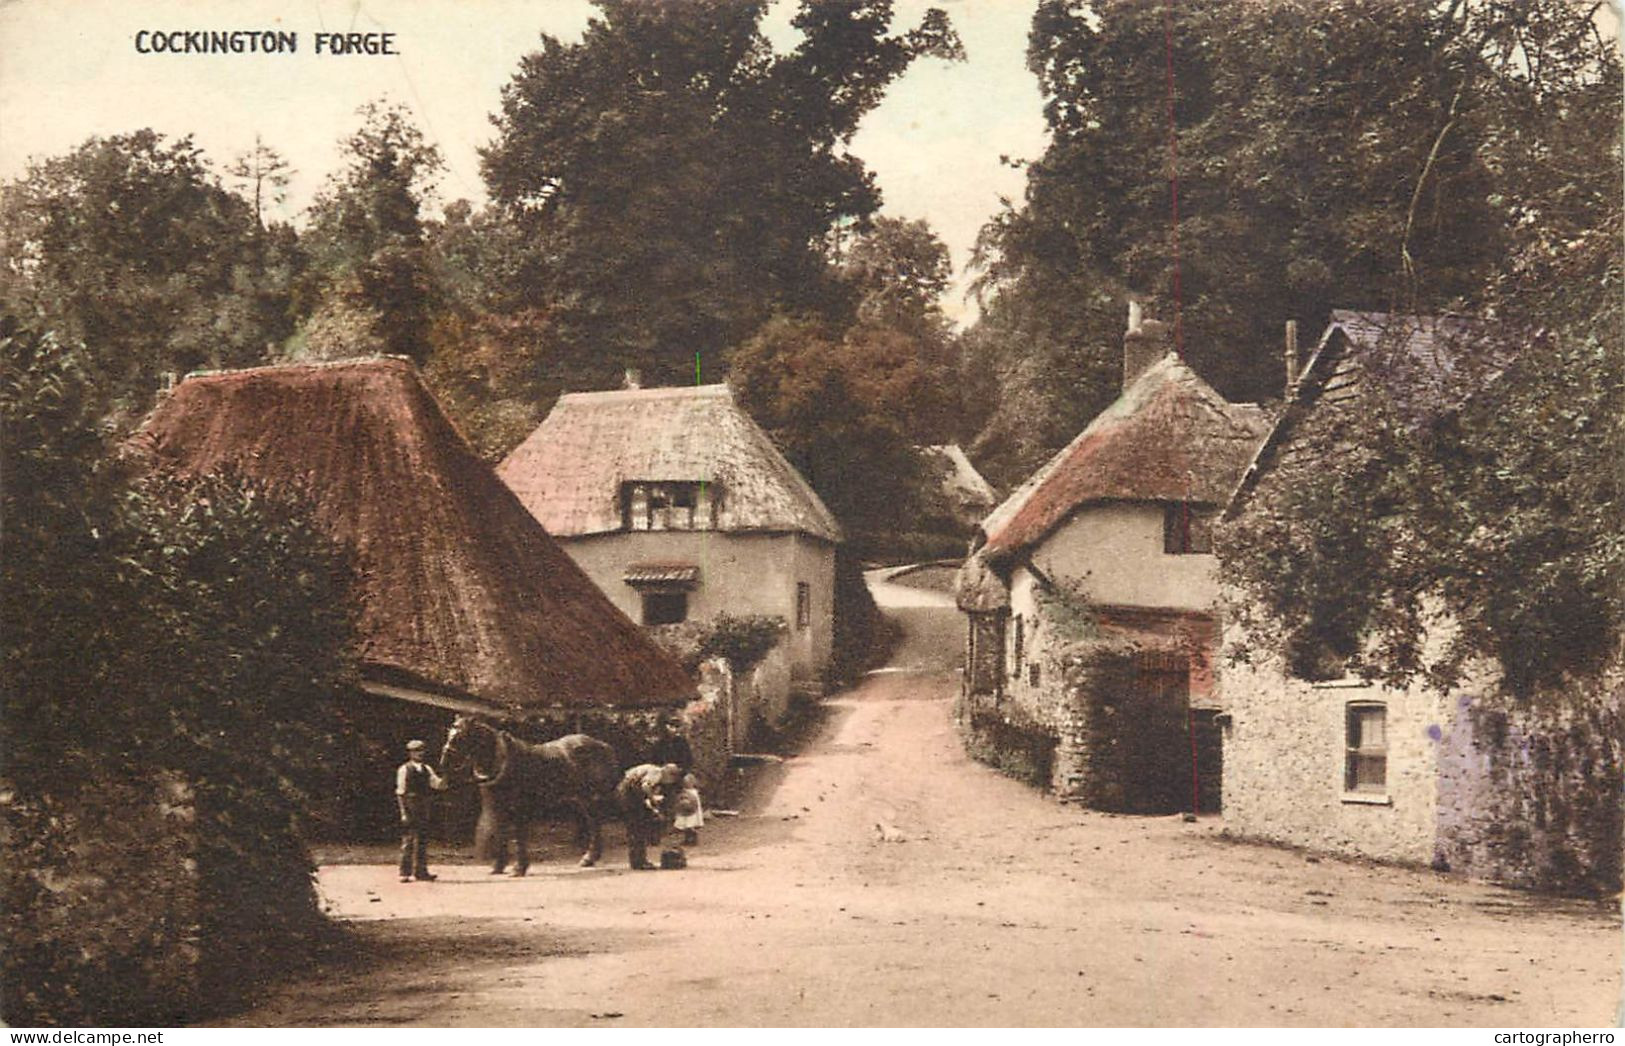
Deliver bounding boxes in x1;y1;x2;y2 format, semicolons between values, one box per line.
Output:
396;739;447;882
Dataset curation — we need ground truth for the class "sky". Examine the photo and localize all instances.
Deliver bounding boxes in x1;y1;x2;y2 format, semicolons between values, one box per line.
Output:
0;0;1051;323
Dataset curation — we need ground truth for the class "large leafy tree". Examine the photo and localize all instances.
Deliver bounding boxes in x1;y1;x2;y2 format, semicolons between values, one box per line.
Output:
0;131;294;414
300;102;443;364
481;0;962;387
1213;0;1622;694
967;0;1540;482
729;313;939;546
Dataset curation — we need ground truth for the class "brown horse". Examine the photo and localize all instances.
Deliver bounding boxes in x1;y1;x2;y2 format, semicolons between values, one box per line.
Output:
439;715;620;873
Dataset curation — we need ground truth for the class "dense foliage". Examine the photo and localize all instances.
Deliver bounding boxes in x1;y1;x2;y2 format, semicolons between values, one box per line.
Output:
965;0;1613;486
480;0;963;388
300;102;444;364
1;318;357;1022
648;612;788;675
0;132;299;416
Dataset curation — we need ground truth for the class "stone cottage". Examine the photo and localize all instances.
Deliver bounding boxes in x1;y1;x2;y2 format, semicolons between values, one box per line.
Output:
498;380;843;737
955;306;1270;812
1219;311;1620;894
132;357;705;834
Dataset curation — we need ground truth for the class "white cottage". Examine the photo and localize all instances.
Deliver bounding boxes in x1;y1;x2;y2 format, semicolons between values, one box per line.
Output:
956;308;1270;811
1217;312;1617;895
498;382;842;731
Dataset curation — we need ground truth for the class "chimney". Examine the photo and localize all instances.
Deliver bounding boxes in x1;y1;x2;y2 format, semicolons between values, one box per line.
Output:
1123;301;1172;390
1284;320;1300;397
623;367;643;390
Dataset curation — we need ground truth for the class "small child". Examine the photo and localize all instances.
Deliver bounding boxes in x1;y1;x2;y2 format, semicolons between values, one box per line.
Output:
673;772;704;846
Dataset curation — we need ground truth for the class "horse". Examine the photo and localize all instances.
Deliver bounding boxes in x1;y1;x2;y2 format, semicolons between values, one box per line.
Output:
439;715;620;873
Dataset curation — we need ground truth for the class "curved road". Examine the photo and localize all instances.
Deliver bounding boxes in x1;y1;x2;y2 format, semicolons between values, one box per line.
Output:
221;574;1619;1027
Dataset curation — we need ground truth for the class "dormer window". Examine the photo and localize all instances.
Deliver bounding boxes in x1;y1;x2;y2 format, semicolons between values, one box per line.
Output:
1163;502;1216;555
623;481;717;531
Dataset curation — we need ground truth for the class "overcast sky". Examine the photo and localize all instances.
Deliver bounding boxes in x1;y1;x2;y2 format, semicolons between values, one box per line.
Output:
0;0;1050;322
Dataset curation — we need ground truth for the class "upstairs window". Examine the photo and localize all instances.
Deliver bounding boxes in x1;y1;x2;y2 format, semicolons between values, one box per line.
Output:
1345;702;1387;794
795;582;811;630
1163;502;1216;554
623;481;717;531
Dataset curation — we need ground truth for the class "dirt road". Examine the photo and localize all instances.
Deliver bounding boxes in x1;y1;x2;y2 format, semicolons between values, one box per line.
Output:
225;668;1619;1027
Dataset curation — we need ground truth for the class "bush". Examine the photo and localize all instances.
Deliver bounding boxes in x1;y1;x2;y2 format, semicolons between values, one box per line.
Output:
1;319;357;1024
648;612;787;675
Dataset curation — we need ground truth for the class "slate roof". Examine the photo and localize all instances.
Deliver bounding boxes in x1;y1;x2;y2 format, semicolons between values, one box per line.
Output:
1227;310;1517;517
975;353;1271;564
498;384;842;543
129;357;695;712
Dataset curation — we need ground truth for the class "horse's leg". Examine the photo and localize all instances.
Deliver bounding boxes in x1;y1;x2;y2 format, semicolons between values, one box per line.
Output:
572;804;590;850
511;816;529;877
578;801;601;867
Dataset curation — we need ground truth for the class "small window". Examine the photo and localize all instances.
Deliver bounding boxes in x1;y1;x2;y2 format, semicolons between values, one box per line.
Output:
1011;615;1025;676
1164;502;1215;554
1028;662;1041;688
622;481;716;532
1345;703;1387;793
795;582;811;630
642;591;688;626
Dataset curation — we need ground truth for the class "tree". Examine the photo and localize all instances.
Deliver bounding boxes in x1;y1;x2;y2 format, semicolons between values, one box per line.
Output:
225;136;292;228
2;314;358;1023
1213;0;1622;694
301;101;443;364
0;131;293;413
728;313;936;545
481;0;963;387
966;0;1538;481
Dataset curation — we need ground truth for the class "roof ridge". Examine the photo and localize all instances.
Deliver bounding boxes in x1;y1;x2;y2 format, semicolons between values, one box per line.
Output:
178;355;417;382
557;383;729;402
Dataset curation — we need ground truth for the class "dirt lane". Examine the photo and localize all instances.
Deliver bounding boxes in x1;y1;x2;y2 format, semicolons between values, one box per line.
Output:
224;669;1619;1027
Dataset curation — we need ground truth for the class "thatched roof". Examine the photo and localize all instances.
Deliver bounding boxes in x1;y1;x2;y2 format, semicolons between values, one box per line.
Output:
977;353;1270;563
130;357;695;712
498;384;842;543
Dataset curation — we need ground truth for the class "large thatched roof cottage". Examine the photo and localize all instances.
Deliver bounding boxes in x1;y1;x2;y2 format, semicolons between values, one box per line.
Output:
135;356;695;714
131;358;702;832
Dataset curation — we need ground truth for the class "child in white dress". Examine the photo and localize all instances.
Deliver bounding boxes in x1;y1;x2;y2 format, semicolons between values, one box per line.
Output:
673;772;704;845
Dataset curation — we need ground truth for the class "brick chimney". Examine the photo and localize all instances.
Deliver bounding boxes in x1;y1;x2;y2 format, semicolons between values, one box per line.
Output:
1124;302;1172;390
623;367;643;390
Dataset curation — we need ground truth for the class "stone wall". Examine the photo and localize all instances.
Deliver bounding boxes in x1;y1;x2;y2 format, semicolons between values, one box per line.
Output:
1218;648;1459;867
1435;680;1623;895
1050;643;1197;812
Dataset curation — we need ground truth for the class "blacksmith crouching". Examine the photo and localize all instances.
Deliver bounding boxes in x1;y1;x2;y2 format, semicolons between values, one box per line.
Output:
617;762;683;870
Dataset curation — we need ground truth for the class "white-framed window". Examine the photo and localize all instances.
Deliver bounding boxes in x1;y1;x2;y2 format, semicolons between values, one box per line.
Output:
622;480;716;531
1344;702;1387;794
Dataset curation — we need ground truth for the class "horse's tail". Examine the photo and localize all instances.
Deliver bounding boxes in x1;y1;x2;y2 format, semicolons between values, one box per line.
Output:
474;786;504;862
